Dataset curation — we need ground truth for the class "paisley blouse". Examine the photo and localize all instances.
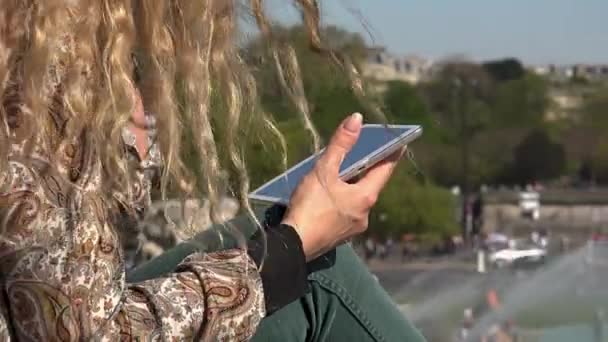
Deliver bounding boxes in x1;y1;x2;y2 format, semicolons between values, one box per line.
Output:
0;123;266;341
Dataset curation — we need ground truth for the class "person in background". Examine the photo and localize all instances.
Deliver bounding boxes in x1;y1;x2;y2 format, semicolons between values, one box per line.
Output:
456;308;474;342
462;195;474;243
365;236;376;260
531;230;541;246
539;228;549;249
386;236;394;257
377;241;387;260
482;321;515;342
401;233;417;261
472;192;484;247
503;321;518;342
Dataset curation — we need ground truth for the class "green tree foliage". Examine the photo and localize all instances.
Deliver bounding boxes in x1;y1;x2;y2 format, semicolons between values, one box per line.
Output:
244;118;318;189
491;74;549;128
590;138;608;184
242;25;369;185
246;25;367;127
309;84;363;139
421;62;493;143
580;87;608;128
576;87;608;183
382;81;439;142
419;59;552;187
482;58;525;82
370;166;458;239
509;129;567;184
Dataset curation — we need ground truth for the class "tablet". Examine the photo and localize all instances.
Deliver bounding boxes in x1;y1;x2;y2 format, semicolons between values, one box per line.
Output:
249;124;422;205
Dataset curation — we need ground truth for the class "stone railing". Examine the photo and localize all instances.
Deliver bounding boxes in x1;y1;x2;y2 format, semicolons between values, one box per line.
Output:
122;197;240;269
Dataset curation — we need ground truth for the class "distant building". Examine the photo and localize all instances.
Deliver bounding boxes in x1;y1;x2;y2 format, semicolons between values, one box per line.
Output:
532;65;550;76
573;64;608;81
530;63;608;82
545;89;584;121
361;47;434;85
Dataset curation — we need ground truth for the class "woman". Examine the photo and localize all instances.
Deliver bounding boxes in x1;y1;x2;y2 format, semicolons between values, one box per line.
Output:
0;0;423;341
128;205;427;342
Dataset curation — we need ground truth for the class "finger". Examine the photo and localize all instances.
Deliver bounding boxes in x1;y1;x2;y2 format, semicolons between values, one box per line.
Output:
356;147;405;193
317;113;363;176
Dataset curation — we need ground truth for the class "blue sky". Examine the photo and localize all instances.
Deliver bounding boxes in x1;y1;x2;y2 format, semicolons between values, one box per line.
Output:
270;0;607;65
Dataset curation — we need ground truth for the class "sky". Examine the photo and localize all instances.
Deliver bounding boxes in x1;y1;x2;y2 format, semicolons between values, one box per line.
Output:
270;0;608;66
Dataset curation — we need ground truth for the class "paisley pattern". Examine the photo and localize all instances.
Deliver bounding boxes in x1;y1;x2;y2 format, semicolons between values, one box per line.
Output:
0;122;265;340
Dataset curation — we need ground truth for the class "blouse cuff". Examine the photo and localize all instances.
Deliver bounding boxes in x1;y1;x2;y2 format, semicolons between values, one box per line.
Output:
247;223;309;315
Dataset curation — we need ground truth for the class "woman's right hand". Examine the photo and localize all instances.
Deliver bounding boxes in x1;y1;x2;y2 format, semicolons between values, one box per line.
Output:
281;113;404;261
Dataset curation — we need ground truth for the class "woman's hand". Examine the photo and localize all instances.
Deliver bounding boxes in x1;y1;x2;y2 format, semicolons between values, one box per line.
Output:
282;113;404;261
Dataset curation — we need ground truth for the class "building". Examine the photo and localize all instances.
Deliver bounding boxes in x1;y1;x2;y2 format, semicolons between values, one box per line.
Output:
361;47;434;85
545;88;584;121
573;64;608;81
530;63;608;82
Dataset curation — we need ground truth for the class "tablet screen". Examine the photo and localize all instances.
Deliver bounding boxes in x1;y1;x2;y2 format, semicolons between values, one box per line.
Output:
249;125;420;203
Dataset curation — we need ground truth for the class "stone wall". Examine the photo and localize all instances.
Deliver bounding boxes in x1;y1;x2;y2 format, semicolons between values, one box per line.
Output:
123;197;240;269
483;203;608;240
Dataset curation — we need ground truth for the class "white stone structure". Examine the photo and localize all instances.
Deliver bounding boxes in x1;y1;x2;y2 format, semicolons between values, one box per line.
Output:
362;47;434;85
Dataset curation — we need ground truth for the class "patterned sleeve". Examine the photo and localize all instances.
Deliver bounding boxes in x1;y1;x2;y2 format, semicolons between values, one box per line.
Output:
0;145;265;341
0;314;9;342
118;251;265;341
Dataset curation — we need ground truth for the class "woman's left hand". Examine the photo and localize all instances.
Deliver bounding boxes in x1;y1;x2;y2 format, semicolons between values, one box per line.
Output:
282;114;404;261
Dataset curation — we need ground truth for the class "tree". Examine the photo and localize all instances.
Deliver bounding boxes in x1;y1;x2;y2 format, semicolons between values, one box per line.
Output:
419;61;553;188
577;88;608;184
421;62;493;144
245;118;317;189
246;25;370;134
383;81;438;142
370;165;458;239
510;129;566;184
482;58;525;82
590;138;608;184
469;127;529;186
490;74;549;128
309;83;364;139
421;61;493;238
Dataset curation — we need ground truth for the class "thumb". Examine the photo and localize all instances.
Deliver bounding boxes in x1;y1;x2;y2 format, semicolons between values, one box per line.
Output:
319;113;363;175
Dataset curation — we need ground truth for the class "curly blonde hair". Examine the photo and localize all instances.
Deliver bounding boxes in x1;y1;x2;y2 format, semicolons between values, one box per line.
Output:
0;0;374;237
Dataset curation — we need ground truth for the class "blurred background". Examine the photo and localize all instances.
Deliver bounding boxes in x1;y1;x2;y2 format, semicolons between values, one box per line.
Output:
156;1;608;341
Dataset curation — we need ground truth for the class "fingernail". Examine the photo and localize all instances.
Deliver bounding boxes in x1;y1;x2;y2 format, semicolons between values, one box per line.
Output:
344;113;363;133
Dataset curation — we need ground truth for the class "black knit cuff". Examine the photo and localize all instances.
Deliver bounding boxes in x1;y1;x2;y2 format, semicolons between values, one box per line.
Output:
247;222;309;315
